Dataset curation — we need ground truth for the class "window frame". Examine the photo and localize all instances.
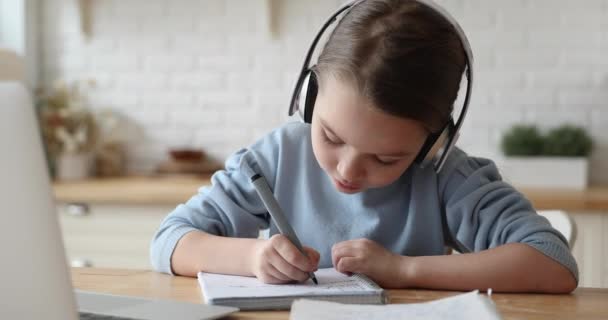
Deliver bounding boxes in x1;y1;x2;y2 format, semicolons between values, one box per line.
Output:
0;0;39;88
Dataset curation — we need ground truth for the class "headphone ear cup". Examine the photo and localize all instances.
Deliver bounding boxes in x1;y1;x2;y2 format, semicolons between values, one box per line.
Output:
414;120;454;170
414;132;440;168
303;71;319;123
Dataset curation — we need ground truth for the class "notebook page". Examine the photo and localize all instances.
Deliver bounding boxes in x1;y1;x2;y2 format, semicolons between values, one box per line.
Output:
290;291;502;320
198;268;382;300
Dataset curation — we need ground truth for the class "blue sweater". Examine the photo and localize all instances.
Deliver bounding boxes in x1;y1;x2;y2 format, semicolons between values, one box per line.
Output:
150;122;578;282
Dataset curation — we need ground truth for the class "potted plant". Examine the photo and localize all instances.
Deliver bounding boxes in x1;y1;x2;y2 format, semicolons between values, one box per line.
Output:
498;124;593;189
37;80;98;180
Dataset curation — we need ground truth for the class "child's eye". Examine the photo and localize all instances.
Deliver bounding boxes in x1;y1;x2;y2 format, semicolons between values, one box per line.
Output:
322;130;342;145
375;157;399;166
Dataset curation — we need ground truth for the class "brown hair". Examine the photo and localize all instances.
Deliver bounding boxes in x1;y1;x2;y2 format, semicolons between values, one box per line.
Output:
314;0;466;133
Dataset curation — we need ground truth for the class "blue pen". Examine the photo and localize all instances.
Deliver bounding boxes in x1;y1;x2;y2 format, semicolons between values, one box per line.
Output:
250;173;319;285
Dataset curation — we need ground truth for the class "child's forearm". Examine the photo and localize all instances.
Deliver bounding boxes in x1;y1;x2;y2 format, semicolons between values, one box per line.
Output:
400;243;577;293
170;230;262;277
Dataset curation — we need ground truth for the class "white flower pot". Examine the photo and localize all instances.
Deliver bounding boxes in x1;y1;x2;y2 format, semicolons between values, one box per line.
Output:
497;157;588;190
56;152;93;181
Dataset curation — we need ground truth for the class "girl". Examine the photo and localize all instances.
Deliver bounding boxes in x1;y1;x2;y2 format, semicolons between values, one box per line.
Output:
151;0;577;293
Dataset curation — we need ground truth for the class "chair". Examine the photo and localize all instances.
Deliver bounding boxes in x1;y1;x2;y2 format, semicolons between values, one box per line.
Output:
537;210;577;249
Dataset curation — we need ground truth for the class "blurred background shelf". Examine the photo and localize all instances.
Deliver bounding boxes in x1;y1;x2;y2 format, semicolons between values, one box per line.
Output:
53;174;212;205
521;187;608;212
54;176;608;210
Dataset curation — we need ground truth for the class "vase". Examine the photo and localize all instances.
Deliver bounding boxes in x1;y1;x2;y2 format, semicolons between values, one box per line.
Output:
56;152;93;181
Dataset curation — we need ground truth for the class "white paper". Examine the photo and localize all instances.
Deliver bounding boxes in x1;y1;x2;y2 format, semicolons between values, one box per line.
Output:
290;291;502;320
198;268;382;300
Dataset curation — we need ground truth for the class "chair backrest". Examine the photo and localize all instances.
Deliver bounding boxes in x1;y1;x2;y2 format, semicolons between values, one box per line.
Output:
537;210;577;249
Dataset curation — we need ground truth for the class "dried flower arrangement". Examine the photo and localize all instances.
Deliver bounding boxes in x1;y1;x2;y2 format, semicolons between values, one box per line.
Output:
36;80;98;179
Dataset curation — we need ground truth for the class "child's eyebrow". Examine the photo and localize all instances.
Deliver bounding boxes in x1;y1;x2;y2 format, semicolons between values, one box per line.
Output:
319;119;414;158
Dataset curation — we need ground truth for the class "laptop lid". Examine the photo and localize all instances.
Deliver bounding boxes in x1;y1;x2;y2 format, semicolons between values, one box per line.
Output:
0;82;78;319
0;82;239;320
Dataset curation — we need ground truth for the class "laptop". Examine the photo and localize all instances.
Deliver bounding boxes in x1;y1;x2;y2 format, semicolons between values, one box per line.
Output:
0;81;238;319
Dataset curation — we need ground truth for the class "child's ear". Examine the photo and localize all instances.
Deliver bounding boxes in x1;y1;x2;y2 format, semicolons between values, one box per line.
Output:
303;71;319;124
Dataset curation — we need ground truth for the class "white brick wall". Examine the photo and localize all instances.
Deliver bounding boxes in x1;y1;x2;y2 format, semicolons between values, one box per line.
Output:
41;0;608;183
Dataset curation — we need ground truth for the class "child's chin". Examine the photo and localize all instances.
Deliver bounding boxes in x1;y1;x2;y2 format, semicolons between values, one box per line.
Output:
336;188;363;194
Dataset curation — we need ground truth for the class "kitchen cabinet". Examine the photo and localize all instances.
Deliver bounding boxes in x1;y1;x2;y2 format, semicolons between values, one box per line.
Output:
569;211;608;288
58;203;174;269
54;175;210;269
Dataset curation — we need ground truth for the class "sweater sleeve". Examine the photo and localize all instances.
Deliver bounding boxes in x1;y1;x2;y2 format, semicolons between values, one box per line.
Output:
437;149;579;283
149;130;286;274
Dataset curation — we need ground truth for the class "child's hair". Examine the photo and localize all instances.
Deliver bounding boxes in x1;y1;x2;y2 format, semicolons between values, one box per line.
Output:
314;0;466;133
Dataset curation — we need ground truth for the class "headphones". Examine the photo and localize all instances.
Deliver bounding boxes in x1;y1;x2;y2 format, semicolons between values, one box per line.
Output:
288;0;474;173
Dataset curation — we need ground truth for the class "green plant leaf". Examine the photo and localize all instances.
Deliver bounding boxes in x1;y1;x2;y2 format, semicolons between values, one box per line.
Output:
501;125;544;156
543;125;593;157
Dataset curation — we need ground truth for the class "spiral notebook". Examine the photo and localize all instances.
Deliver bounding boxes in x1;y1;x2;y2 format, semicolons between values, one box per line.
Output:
197;268;387;310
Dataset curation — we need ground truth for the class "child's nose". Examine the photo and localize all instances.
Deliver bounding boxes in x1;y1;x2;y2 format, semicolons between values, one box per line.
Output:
337;155;365;182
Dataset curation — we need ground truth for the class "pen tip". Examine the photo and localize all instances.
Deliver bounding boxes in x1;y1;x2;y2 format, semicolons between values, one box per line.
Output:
312;276;318;285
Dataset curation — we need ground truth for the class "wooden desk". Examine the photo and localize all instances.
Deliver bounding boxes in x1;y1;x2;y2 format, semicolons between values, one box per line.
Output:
72;268;608;320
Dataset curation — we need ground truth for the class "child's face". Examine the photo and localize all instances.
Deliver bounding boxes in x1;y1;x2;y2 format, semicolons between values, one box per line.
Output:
311;76;429;194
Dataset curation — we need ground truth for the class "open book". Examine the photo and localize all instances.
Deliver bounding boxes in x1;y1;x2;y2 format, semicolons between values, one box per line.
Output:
290;290;502;320
197;268;386;310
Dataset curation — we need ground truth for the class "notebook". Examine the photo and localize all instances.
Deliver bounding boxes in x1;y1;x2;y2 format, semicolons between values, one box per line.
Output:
290;290;502;320
197;268;387;310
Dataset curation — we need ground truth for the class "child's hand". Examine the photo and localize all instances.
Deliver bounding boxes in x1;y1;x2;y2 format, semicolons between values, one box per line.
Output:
251;234;320;284
332;238;408;288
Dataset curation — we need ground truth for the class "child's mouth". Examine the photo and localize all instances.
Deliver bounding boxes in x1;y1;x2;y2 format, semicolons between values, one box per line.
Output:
333;178;362;193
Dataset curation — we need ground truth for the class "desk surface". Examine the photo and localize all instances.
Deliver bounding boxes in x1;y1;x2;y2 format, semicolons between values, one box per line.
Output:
72;268;608;320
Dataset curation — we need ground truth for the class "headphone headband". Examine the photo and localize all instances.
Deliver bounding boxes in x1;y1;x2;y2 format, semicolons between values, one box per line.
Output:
289;0;474;173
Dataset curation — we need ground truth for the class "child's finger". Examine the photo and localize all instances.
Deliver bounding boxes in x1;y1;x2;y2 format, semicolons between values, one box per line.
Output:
331;243;357;266
303;246;320;269
265;261;291;282
331;245;341;268
336;256;359;274
272;237;315;272
269;248;310;281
